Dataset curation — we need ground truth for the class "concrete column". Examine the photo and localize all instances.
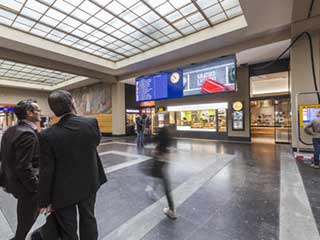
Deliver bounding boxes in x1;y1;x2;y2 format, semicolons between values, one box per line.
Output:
112;82;126;135
290;32;320;149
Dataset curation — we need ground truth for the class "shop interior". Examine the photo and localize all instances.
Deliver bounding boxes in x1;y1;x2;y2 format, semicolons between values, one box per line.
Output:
125;101;155;135
251;98;291;143
250;71;291;144
153;103;229;136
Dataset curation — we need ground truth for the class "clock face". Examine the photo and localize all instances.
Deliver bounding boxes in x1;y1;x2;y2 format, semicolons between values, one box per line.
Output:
233;101;243;111
170;72;180;84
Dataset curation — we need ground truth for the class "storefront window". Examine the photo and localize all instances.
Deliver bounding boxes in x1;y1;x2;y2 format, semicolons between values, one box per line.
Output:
176;109;227;132
251;100;275;126
218;109;227;132
169;112;175;124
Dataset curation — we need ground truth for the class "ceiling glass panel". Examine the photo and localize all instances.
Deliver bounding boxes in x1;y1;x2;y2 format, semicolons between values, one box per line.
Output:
193;20;210;30
226;5;242;18
0;0;243;61
196;0;219;9
209;12;227;24
169;0;191;9
156;2;175;15
0;59;80;86
165;11;182;22
144;0;166;8
203;4;223;18
221;0;240;10
0;0;25;12
106;1;126;15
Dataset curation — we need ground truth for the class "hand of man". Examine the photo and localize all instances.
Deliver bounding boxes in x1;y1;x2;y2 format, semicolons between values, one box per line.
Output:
39;205;53;215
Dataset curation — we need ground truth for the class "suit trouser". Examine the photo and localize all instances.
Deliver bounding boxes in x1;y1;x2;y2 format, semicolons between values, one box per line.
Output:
52;193;98;240
14;194;38;240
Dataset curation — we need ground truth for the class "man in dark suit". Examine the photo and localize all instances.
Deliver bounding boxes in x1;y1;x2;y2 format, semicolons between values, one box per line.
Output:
0;100;41;240
39;90;107;240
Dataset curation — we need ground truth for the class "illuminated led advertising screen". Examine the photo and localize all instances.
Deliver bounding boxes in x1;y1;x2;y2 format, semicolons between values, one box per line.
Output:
135;55;236;102
182;55;236;96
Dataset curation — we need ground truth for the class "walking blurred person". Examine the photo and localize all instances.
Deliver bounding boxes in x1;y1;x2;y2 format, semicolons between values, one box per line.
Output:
304;110;320;169
38;90;107;240
148;126;177;219
0;100;41;240
136;114;145;148
144;115;152;144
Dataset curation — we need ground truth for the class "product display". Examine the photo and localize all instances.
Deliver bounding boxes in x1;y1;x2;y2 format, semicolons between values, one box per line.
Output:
176;109;227;132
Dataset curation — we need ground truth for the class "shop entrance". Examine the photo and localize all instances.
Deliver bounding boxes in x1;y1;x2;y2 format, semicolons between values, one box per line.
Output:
249;71;291;144
250;98;291;144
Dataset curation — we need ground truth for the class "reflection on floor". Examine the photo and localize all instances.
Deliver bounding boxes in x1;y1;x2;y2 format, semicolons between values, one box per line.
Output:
251;137;275;144
0;138;319;240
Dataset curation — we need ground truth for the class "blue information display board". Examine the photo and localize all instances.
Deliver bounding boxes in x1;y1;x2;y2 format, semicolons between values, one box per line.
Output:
136;71;183;102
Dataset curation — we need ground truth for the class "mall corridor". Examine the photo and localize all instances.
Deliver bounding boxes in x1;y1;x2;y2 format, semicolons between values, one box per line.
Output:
1;138;319;240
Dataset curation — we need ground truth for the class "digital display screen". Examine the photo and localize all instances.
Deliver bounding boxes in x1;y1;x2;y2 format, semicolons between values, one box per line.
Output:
299;104;320;126
302;108;320;124
136;71;183;102
135;55;236;102
183;55;236;96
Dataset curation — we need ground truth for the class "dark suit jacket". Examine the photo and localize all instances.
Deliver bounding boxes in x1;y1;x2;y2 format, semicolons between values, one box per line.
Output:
39;114;107;210
0;122;39;199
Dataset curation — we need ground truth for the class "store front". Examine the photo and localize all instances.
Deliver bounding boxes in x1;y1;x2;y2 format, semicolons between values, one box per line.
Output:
125;109;139;135
250;97;291;143
167;103;227;135
249;70;291;144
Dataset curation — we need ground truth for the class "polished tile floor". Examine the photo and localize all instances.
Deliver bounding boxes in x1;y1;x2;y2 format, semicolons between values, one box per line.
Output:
0;137;319;240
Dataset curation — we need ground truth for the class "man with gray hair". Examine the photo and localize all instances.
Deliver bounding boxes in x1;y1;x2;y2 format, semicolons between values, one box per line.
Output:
304;110;320;169
38;90;107;239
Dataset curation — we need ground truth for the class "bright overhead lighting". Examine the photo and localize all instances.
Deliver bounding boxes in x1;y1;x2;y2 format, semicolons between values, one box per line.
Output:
0;59;80;86
0;0;243;62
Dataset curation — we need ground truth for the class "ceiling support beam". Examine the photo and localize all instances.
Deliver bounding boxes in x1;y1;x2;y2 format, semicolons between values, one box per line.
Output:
291;15;320;37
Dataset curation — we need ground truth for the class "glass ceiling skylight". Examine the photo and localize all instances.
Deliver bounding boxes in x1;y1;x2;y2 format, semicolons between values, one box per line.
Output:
0;59;79;86
0;0;243;62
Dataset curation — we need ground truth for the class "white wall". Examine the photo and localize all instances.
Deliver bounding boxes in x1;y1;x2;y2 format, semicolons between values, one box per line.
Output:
0;87;51;116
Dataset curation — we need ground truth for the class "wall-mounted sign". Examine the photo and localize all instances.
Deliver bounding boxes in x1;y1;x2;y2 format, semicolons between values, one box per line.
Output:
232;101;244;131
232;101;243;111
136;70;183;102
167;102;228;112
157;107;166;113
126;109;140;113
140;101;155;107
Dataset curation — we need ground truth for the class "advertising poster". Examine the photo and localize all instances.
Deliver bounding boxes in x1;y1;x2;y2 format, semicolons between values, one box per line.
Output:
232;111;244;130
183;56;236;96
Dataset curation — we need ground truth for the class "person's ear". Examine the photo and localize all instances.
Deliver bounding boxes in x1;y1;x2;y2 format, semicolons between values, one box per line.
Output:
26;109;33;118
